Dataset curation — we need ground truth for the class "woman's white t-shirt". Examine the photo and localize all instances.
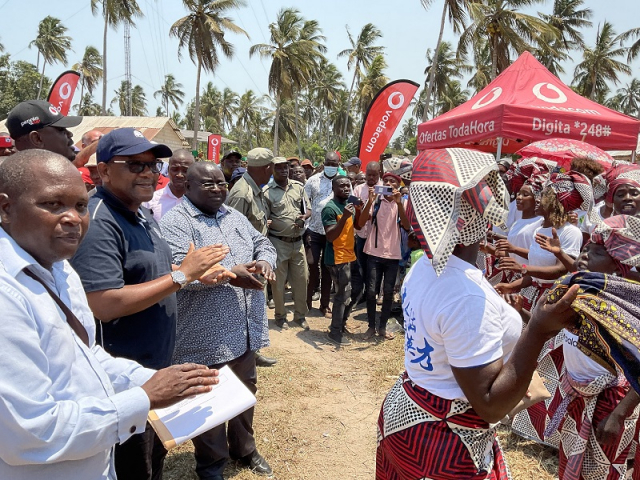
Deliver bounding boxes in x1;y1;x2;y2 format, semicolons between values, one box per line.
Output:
493;199;521;236
527;223;583;283
563;330;610;382
507;217;543;265
402;254;522;401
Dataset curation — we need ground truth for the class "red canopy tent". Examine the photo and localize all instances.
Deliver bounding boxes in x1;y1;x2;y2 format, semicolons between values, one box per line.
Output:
416;52;640;158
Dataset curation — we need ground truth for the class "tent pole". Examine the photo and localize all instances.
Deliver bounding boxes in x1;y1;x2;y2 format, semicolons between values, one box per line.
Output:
633;150;637;164
496;137;503;160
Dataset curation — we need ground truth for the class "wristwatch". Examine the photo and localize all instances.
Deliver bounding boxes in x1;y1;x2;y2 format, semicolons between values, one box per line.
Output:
171;270;188;289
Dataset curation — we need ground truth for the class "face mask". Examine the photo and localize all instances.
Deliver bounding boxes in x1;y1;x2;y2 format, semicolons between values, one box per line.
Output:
324;166;338;178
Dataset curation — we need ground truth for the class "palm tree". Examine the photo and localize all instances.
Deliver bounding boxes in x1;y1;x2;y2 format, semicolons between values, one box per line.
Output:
30;16;73;99
170;0;248;150
91;0;143;114
436;79;470;114
75;93;102;115
458;0;558;80
250;8;326;155
538;0;592;50
220;87;239;132
112;80;147;115
199;81;222;131
313;58;345;142
236;89;264;149
400;118;417;146
572;22;631;100
328;90;355;143
337;23;384;138
419;0;469;122
357;55;390;116
467;38;492;93
73;46;103;114
153;74;185;117
606;79;640;118
423;41;471;118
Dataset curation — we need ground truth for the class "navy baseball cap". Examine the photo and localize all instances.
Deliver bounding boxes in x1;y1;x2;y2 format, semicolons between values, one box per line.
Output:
6;100;82;139
96;128;173;163
344;157;362;167
230;167;247;182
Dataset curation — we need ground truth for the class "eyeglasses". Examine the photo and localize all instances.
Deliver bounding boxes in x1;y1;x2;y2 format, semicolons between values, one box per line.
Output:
110;159;163;174
198;181;229;190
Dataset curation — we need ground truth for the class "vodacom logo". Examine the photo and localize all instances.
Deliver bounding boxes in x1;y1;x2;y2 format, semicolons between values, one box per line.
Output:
387;92;405;110
471;87;502;110
59;82;72;100
532;82;567;104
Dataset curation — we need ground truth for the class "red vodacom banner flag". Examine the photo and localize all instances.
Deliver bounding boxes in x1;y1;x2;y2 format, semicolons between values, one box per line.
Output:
358;79;420;167
47;70;81;116
207;134;221;163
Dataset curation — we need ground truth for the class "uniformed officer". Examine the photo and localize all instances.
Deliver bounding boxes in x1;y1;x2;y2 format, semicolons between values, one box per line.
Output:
264;157;311;330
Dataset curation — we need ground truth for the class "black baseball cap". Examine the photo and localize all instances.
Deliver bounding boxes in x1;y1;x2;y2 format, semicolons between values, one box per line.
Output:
96;128;173;163
223;151;243;160
6;100;82;139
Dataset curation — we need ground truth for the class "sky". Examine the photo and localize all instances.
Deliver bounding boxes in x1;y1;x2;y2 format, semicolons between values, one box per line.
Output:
1;0;639;134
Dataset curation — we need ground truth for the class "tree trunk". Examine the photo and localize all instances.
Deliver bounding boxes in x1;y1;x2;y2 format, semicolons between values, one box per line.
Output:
37;61;46;100
192;58;202;151
78;81;85;114
421;1;448;122
273;92;281;155
491;35;498;80
101;11;108;115
343;67;358;140
294;93;303;159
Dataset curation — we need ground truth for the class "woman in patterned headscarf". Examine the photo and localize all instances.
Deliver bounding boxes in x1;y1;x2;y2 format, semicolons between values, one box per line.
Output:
593;162;640;220
376;148;580;480
521;216;640;479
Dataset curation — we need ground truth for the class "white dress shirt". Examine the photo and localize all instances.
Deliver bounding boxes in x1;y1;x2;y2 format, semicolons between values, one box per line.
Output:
143;184;183;222
0;228;154;480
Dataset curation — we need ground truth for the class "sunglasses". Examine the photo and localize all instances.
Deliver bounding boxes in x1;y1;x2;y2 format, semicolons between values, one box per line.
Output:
110;159;163;174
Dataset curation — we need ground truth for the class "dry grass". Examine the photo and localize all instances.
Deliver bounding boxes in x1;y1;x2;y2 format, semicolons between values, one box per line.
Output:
163;305;560;479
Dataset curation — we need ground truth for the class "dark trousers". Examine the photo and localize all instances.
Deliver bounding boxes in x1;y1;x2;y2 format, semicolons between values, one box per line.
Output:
349;235;369;304
115;423;167;480
367;256;400;330
305;230;332;310
192;349;258;479
327;262;352;337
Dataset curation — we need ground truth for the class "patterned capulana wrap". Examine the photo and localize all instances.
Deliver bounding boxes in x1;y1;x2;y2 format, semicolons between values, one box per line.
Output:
547;271;640;396
590;214;640;277
407;148;509;276
505;156;557;194
592;161;639;204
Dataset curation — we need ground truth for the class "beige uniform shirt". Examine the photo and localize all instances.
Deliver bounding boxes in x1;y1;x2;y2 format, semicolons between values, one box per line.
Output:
263;180;310;239
226;172;269;235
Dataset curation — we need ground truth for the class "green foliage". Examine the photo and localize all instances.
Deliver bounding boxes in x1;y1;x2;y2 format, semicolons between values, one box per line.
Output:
0;57;51;120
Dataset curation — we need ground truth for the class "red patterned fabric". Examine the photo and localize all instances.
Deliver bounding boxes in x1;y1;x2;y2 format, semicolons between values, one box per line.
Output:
592;162;640;204
557;376;637;480
548;171;595;214
408;148;509;275
517;138;614;172
505;157;556;194
590;215;640;277
377;374;511;480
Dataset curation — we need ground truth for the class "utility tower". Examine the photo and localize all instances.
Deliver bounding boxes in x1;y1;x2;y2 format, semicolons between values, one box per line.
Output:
124;21;132;116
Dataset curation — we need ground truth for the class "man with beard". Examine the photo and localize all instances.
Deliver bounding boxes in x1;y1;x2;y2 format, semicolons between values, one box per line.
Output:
5;100;81;161
220;151;243;184
144;149;195;221
160;162;276;480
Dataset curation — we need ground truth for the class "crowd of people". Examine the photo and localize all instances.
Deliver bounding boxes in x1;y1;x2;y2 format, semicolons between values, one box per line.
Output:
3;97;640;480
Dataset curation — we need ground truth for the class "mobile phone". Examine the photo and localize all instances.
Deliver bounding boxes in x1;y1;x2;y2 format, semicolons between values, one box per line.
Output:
374;185;393;196
347;195;363;206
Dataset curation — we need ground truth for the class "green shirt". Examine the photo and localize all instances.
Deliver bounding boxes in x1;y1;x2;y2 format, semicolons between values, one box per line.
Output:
263;179;310;238
321;199;356;266
226;172;269;235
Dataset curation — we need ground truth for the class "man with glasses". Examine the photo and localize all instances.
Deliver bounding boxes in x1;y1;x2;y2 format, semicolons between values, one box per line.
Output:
71;128;228;480
160;162;276;480
144;149;195;221
5;100;82;161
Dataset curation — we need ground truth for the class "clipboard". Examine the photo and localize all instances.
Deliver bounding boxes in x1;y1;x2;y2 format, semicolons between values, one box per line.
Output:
148;365;256;449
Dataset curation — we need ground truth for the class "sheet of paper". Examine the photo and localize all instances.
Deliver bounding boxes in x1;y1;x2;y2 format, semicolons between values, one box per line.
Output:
148;365;256;449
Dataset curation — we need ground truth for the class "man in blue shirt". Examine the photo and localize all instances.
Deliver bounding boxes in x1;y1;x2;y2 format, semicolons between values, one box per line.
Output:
71;129;227;480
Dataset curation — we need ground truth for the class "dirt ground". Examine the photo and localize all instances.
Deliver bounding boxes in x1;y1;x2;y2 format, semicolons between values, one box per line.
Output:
163;298;559;480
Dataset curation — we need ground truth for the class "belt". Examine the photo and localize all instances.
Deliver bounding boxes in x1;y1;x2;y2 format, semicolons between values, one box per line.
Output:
269;234;302;243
